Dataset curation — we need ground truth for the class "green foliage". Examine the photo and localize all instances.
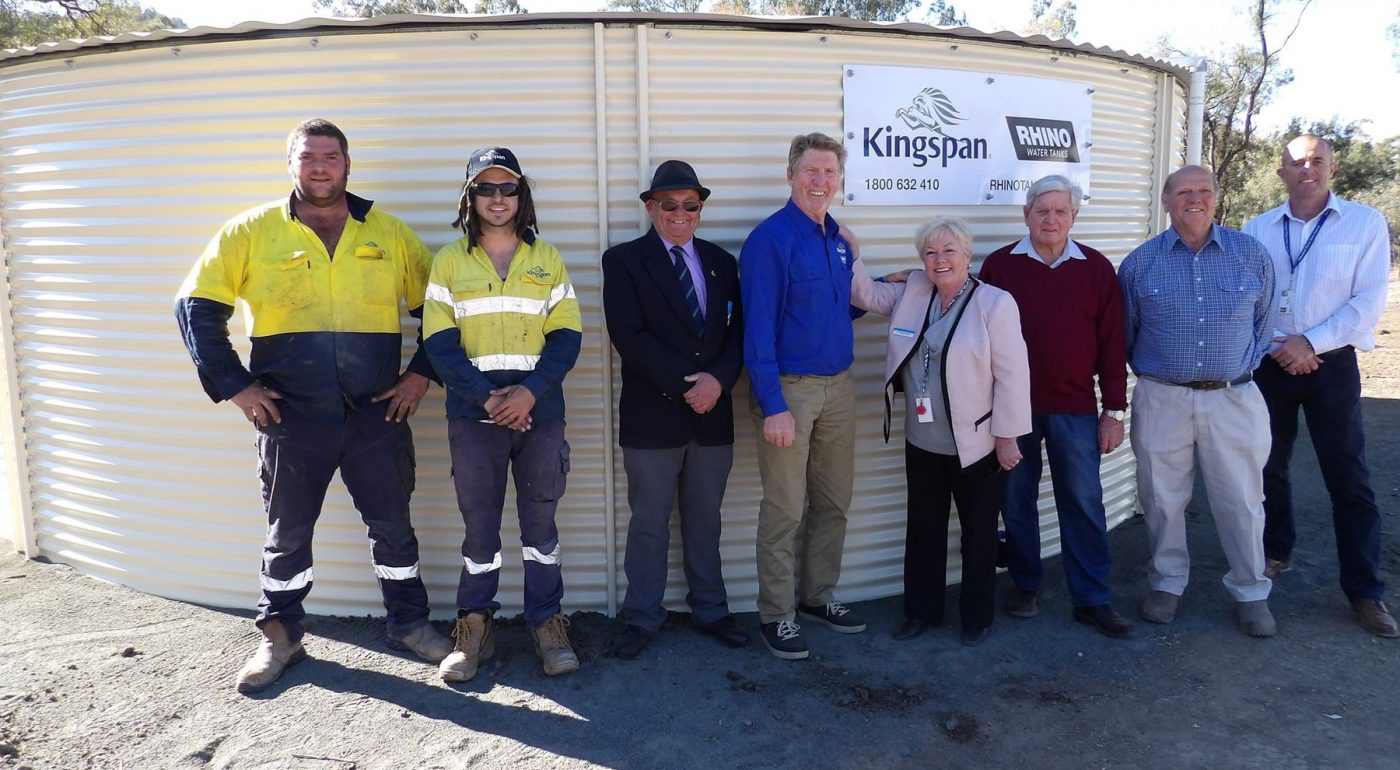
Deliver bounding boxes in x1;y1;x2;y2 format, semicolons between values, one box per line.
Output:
1161;0;1309;224
474;0;525;10
309;0;526;16
1226;121;1400;259
708;0;915;20
2;0;182;48
1389;7;1399;70
924;0;966;27
1024;0;1076;39
608;0;703;10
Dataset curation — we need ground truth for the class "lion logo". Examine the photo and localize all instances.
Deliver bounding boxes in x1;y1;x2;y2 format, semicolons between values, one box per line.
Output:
895;88;966;136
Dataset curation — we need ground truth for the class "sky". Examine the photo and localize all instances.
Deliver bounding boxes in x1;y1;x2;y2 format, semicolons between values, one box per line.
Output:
147;0;1400;139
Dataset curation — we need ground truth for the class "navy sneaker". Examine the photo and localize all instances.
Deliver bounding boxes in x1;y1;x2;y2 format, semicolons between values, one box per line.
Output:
760;620;808;660
797;600;866;633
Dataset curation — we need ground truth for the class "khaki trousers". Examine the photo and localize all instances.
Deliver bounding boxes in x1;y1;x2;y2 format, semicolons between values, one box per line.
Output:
751;371;855;623
1130;377;1272;602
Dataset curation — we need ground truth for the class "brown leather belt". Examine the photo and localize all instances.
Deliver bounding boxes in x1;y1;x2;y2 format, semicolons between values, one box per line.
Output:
1143;372;1253;390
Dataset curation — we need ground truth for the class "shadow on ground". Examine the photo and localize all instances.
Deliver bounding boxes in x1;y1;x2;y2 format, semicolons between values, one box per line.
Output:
1;395;1397;770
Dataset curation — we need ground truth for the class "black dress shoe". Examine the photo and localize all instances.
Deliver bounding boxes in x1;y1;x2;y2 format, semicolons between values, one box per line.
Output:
607;625;654;660
893;618;929;640
1072;604;1136;639
960;626;990;646
693;615;751;648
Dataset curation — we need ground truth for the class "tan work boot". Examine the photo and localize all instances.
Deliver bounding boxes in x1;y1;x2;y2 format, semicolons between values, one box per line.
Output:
389;623;454;664
439;611;495;683
235;620;307;694
530;614;580;677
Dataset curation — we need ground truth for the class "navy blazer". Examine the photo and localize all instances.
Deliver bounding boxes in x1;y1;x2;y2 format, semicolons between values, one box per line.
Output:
602;228;744;449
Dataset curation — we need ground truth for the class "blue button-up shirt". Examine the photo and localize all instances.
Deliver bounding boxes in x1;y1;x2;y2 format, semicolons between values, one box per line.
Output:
1120;224;1275;383
741;199;855;416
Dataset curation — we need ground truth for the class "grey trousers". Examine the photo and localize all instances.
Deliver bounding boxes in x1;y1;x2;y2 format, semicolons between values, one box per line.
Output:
621;442;735;632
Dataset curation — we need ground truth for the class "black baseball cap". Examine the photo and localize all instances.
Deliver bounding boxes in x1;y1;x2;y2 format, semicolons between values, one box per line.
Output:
465;147;523;185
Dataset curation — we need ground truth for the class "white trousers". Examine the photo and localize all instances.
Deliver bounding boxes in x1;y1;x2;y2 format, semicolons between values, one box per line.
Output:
1130;377;1272;602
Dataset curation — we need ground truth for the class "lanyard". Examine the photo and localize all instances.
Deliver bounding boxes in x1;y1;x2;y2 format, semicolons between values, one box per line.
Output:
1282;209;1331;273
918;278;971;394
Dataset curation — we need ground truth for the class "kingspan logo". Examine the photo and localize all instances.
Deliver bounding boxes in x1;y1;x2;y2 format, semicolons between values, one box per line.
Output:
1005;116;1081;162
862;87;989;169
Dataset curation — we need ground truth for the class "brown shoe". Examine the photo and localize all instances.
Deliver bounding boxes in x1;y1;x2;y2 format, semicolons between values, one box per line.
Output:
439;611;495;682
530;615;580;676
1352;599;1400;638
235;620;307;694
1263;559;1291;578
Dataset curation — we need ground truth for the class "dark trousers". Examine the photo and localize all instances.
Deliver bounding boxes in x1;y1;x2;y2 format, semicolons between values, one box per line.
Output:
903;443;1008;633
1003;413;1113;606
448;418;569;628
620;443;734;632
1256;350;1385;601
255;401;430;643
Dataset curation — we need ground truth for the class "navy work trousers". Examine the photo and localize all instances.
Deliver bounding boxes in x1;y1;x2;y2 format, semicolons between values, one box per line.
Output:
1256;349;1385;601
254;401;431;643
448;418;569;628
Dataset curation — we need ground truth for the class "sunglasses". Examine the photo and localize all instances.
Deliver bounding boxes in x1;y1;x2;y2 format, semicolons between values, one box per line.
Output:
469;182;520;198
656;199;703;212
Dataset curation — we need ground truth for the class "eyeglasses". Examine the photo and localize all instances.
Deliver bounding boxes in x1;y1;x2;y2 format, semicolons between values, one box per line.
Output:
469;182;520;198
656;200;703;212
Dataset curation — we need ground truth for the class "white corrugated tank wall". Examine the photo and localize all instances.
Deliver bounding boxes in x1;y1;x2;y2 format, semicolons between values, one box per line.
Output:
0;17;1186;618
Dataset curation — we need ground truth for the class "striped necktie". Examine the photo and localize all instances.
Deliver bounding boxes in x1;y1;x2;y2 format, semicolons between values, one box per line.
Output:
670;245;705;336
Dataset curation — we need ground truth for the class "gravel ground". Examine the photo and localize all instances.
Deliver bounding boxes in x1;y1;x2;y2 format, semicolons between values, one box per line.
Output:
2;280;1399;770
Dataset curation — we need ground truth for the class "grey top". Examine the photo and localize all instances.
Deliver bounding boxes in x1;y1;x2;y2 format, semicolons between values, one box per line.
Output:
900;287;969;455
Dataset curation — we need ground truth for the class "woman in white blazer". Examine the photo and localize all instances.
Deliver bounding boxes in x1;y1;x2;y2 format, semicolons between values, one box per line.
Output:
849;216;1031;645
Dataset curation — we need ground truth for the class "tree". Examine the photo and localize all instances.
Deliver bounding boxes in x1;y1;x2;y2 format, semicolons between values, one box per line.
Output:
708;0;915;20
924;0;966;27
2;0;182;47
608;0;703;10
309;0;525;16
1024;0;1076;40
1388;7;1399;70
1162;0;1312;224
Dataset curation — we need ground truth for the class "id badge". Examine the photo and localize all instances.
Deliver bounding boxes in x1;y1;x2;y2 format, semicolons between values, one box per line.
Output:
914;396;934;423
1278;288;1291;315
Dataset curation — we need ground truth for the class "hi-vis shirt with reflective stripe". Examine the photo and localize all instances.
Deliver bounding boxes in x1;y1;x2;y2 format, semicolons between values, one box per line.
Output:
423;236;582;422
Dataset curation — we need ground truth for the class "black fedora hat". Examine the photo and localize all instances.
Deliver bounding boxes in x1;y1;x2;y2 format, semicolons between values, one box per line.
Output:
640;159;711;202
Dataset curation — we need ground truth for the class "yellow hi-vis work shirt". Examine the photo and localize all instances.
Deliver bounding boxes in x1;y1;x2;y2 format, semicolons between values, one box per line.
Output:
423;235;582;422
176;193;435;421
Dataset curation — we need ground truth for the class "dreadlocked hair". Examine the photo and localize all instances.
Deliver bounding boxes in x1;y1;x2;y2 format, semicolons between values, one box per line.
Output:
451;175;540;250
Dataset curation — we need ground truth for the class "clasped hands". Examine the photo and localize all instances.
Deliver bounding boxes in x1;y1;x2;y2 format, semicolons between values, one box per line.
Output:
1270;334;1322;375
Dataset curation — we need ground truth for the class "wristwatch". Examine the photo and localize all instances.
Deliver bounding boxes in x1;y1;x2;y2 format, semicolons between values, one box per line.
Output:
1102;409;1126;421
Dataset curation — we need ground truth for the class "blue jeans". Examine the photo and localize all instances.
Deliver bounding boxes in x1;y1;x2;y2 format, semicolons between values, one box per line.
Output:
1003;413;1113;607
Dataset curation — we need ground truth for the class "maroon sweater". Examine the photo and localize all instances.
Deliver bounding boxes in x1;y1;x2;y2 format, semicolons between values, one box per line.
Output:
978;241;1127;414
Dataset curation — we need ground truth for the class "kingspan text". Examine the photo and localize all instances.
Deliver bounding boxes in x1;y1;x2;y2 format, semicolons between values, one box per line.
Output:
863;127;989;168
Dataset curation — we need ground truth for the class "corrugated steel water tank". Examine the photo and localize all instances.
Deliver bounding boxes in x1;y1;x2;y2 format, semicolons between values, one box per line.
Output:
0;13;1188;618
